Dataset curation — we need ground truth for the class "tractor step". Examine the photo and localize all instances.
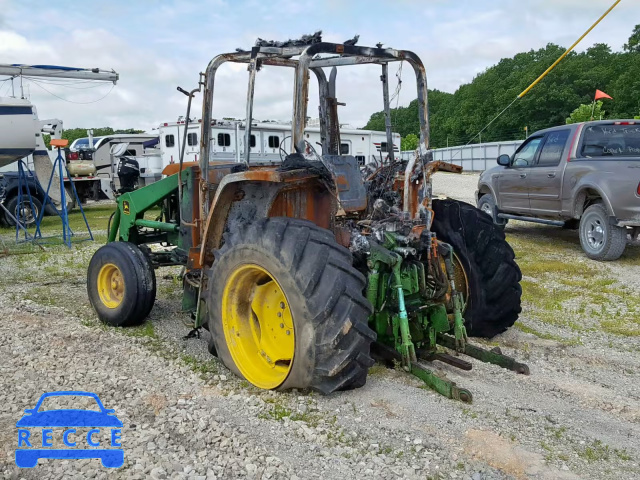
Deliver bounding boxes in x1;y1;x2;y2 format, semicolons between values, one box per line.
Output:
437;334;530;375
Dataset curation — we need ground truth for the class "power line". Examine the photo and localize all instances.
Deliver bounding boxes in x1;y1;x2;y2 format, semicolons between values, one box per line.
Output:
26;78;115;104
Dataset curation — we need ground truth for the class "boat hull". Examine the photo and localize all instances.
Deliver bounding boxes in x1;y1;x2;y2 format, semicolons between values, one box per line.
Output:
0;97;37;167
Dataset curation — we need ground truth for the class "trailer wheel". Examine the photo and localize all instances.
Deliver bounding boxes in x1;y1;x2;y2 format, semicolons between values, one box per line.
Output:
431;199;522;338
3;195;42;227
205;217;375;394
87;242;155;326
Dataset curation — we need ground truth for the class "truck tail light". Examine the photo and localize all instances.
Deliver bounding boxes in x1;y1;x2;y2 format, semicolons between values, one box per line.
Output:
637;182;640;196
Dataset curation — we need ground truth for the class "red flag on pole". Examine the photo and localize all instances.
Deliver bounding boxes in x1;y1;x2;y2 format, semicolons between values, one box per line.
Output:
594;89;613;101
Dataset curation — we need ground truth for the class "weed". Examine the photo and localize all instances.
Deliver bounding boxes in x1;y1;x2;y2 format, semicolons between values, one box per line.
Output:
579;440;610;462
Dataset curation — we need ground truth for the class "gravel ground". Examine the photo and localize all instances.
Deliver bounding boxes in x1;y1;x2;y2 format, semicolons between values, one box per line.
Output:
0;172;639;479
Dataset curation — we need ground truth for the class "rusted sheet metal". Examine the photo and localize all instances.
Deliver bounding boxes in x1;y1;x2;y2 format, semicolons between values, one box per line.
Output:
311;67;330;154
425;161;463;174
198;168;331;266
162;161;231;177
333;225;351;248
381;63;395;163
269;183;334;229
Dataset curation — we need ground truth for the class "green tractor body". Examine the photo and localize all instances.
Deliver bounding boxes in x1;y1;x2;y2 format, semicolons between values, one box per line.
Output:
88;36;527;401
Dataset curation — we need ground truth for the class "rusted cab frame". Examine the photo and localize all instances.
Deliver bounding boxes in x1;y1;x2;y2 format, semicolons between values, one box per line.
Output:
196;42;432;265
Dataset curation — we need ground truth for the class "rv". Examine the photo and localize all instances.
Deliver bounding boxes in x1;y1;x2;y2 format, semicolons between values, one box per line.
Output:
157;119;400;168
70;120;400;192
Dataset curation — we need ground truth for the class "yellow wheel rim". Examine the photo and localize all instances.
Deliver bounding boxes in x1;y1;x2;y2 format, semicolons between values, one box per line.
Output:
452;252;469;311
222;264;295;389
97;263;125;309
440;253;469;311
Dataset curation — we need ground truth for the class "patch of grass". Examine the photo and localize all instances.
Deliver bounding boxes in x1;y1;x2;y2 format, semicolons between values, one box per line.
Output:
461;407;478;419
615;448;631;461
599;319;640;337
259;397;325;427
258;402;294;421
367;363;389;377
578;440;611;462
514;321;582;346
181;354;220;375
123;320;156;338
545;425;567;439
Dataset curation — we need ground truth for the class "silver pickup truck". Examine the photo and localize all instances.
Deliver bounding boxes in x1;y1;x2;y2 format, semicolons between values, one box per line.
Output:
477;120;640;260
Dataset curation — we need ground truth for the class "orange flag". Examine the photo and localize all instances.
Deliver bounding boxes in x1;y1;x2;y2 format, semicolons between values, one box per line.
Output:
594;89;612;101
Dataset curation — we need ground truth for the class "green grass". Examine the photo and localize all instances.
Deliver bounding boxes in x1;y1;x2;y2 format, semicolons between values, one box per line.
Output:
505;231;640;340
181;354;220;375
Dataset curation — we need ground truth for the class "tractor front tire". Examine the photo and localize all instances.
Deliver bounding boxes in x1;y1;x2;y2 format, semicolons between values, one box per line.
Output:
87;242;156;326
206;217;375;394
431;199;522;338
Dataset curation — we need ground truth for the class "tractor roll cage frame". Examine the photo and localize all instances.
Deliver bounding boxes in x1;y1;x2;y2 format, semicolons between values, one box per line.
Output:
199;42;431;216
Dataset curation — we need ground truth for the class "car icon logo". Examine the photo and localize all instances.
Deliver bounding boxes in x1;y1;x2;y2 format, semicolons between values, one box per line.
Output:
15;391;123;468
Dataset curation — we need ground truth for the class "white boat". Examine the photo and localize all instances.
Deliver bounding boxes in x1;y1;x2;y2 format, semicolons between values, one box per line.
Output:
0;97;38;168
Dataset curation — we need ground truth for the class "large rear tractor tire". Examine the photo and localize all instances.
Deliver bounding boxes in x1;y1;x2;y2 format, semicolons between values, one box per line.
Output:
206;217;376;394
87;242;156;326
431;199;522;338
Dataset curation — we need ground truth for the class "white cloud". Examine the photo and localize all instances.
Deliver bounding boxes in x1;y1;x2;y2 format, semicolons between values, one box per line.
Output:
0;0;636;131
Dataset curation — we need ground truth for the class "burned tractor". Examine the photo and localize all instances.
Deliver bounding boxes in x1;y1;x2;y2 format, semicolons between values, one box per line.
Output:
87;35;526;401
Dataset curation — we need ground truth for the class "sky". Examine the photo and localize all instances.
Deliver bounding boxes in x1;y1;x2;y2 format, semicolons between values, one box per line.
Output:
0;0;636;133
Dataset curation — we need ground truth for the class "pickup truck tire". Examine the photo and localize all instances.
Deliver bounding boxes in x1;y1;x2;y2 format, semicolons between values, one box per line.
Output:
579;203;627;261
432;199;522;338
477;194;506;230
3;195;42;227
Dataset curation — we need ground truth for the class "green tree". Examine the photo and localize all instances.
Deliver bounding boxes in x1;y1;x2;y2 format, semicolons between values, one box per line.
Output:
362;25;640;148
43;127;145;149
623;24;640;53
566;101;605;124
401;133;419;151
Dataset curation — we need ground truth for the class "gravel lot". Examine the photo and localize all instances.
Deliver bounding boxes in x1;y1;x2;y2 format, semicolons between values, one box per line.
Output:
1;172;639;479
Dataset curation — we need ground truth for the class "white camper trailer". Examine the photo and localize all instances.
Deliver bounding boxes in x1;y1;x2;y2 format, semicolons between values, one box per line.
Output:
157;119;400;169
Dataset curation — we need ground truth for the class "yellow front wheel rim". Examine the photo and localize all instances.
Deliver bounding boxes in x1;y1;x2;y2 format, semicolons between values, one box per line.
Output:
97;263;125;309
222;264;295;389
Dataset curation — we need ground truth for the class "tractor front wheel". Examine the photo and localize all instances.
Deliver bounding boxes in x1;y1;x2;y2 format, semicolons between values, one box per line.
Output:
205;217;375;394
87;242;156;326
431;199;522;338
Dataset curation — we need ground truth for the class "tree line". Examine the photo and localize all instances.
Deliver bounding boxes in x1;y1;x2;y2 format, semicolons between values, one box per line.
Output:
364;25;640;149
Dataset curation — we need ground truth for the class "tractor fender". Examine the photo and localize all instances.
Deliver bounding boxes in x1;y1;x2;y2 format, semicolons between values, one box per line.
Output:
199;168;335;268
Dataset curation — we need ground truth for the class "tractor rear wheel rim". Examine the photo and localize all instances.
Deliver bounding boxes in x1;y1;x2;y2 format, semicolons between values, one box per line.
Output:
222;264;295;389
440;253;469;311
97;263;124;309
453;252;469;310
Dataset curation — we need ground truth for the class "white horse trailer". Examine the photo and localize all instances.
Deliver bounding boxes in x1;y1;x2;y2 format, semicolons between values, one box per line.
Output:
157;119;400;170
